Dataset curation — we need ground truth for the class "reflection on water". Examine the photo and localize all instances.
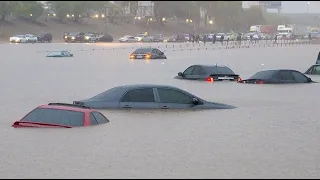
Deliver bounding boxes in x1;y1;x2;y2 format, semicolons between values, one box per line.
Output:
0;43;319;178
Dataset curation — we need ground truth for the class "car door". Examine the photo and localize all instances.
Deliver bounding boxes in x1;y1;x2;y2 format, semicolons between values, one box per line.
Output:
155;88;202;109
181;66;195;79
119;88;159;109
276;70;295;83
185;66;202;80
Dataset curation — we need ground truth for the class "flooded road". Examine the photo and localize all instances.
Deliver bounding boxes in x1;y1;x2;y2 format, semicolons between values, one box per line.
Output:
0;42;319;178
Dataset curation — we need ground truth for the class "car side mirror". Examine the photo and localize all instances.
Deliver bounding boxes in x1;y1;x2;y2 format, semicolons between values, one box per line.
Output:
192;98;199;105
308;77;312;82
178;72;183;76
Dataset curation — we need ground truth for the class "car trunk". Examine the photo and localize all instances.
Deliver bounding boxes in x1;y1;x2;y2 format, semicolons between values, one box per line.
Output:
210;74;240;81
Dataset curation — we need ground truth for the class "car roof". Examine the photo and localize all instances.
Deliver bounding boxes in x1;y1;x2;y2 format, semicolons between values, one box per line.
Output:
192;65;230;68
37;103;94;113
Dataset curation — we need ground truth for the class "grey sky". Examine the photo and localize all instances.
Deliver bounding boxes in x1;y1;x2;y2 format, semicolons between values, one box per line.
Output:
243;1;319;13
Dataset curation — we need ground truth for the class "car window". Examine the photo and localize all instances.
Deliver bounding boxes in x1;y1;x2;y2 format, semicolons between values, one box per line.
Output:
92;112;108;124
192;66;201;75
315;66;320;74
23;108;84;126
90;113;98;125
152;49;157;54
157;88;193;104
250;70;276;80
121;88;155;102
183;66;195;75
277;71;294;81
292;71;308;83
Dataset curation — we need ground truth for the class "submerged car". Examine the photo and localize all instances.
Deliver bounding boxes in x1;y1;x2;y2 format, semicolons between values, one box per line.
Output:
73;84;236;110
130;48;167;59
36;32;52;43
46;51;73;57
305;52;320;75
24;34;38;43
175;65;240;82
98;34;113;42
9;35;28;43
83;32;100;42
65;32;85;43
12;103;109;128
119;35;137;43
238;69;314;84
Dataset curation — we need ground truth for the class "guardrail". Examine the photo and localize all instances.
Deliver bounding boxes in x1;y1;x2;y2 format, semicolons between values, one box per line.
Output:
37;39;316;53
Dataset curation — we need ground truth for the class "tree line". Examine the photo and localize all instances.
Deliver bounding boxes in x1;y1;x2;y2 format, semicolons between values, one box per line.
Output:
0;1;291;31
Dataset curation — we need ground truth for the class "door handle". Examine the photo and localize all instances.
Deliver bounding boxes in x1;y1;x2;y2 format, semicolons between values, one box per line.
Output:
161;106;169;109
122;105;131;109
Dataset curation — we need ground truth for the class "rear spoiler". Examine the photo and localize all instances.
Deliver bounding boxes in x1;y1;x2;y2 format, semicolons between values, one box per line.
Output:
12;121;72;128
317;52;320;64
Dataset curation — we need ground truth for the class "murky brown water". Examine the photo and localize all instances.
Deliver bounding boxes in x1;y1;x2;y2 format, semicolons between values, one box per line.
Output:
0;42;319;178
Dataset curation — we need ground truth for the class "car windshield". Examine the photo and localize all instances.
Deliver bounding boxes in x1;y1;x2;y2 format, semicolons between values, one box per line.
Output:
22;108;84;127
204;66;235;75
217;33;224;36
47;51;63;56
133;48;151;54
249;70;276;80
15;35;24;38
90;86;124;101
137;34;144;37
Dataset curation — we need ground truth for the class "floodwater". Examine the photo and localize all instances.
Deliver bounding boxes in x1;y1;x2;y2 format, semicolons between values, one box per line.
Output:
0;42;319;179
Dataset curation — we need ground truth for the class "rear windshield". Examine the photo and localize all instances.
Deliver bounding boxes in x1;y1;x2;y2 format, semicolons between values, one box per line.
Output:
133;48;151;54
249;70;276;79
204;66;235;75
22;108;84;126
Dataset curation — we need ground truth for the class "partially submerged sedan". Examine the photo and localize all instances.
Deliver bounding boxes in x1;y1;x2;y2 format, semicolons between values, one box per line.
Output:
12;103;109;128
175;65;240;82
73;84;236;110
130;48;167;59
238;69;314;84
46;51;73;57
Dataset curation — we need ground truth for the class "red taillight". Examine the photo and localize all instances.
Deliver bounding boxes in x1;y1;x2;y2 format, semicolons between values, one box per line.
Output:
256;80;265;84
237;77;242;82
206;77;214;82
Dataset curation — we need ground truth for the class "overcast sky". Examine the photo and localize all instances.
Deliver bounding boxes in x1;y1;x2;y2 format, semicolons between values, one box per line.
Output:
242;1;320;13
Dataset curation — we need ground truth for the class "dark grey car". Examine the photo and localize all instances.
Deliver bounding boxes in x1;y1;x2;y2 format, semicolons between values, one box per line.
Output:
130;48;167;59
73;84;236;110
175;65;240;82
238;70;314;84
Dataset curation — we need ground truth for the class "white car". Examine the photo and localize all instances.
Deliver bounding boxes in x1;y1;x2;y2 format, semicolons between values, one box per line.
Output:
119;35;137;43
24;34;38;43
135;34;146;42
9;35;28;43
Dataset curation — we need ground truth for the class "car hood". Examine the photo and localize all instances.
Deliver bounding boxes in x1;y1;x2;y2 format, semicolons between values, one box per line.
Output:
204;101;237;109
